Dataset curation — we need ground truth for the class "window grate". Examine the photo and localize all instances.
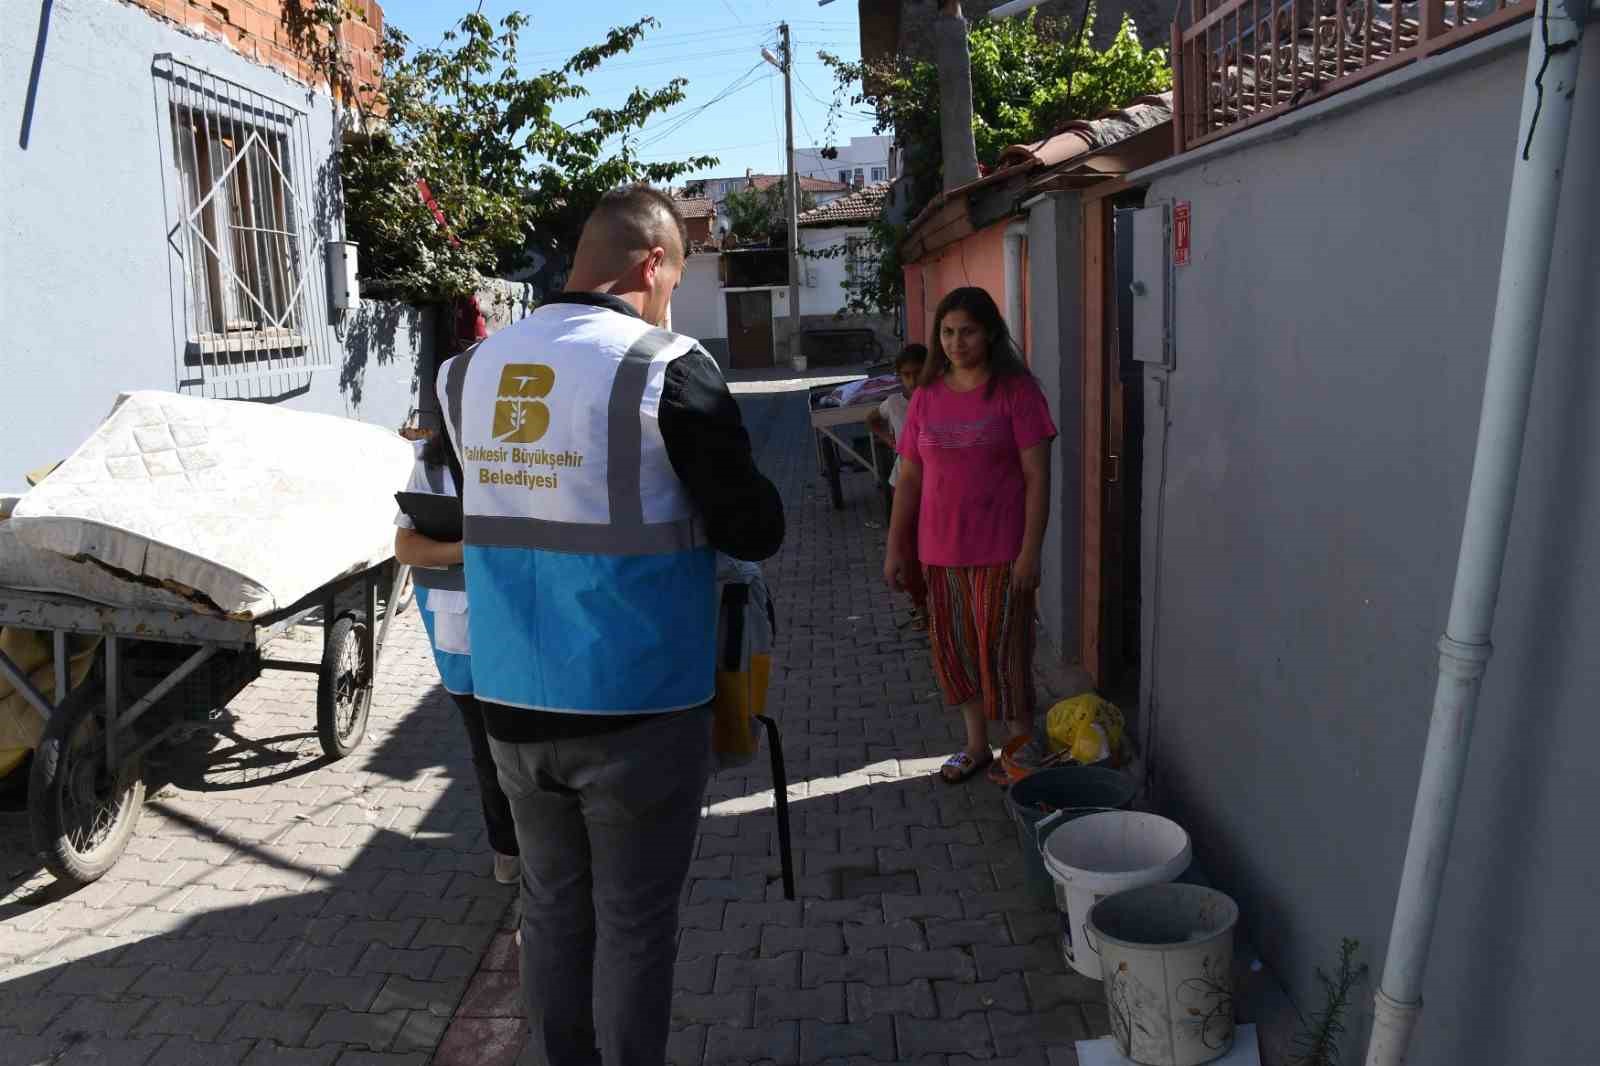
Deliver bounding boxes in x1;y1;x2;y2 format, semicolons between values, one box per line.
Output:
155;54;336;389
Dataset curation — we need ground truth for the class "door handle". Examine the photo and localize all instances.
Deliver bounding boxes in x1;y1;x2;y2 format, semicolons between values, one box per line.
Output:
1106;454;1120;484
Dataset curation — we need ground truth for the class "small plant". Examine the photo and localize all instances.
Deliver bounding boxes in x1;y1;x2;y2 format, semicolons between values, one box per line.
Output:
1289;938;1369;1066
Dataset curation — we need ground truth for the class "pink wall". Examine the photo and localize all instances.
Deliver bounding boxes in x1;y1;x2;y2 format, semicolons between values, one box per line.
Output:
902;218;1030;361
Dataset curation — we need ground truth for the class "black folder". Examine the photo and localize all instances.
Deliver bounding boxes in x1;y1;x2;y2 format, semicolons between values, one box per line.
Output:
394;491;463;543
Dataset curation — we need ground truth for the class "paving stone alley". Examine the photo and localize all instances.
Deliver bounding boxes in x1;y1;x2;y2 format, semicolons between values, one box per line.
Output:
0;384;1108;1065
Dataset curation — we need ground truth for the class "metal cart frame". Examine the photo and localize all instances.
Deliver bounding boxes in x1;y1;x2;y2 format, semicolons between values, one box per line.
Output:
0;561;410;886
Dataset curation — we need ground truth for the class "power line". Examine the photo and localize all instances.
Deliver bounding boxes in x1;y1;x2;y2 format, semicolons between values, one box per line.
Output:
636;62;771;151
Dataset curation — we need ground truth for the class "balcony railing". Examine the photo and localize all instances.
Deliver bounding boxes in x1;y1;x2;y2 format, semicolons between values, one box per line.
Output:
1173;0;1532;150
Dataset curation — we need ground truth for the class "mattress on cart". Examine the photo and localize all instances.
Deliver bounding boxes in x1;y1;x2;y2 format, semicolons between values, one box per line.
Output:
1;493;201;613
5;391;414;619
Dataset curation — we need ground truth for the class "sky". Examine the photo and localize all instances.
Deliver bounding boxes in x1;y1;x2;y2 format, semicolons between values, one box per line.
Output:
373;0;883;184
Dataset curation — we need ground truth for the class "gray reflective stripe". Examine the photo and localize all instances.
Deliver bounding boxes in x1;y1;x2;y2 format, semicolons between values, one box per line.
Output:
466;514;702;556
421;462;446;494
412;566;466;592
606;328;680;528
442;344;478;454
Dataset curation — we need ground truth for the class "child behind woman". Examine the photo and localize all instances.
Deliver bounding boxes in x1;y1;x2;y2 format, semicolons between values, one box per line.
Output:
868;344;929;628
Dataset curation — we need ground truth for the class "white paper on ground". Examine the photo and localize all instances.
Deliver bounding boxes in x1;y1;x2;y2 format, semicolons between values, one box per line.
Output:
1076;1024;1261;1066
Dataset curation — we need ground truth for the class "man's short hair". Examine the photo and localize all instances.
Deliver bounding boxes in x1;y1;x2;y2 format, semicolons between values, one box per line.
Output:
587;185;689;266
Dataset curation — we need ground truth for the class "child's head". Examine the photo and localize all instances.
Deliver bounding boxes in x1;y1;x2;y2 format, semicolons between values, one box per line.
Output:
894;344;928;397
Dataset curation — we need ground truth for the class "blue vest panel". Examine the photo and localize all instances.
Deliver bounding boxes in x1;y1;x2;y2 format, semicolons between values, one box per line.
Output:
464;543;716;714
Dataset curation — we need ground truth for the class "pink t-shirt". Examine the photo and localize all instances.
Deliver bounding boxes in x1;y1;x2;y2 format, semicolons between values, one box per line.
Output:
897;375;1057;568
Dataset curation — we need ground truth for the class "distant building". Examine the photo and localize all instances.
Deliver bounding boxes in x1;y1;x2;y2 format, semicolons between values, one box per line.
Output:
793;135;895;189
670;194;719;250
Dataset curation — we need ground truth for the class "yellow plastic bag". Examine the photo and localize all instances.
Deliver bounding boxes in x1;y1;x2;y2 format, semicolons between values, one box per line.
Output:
711;559;775;770
1045;693;1125;766
0;627;101;780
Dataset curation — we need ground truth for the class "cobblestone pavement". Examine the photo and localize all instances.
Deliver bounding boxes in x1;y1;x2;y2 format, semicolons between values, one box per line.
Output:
0;387;1109;1065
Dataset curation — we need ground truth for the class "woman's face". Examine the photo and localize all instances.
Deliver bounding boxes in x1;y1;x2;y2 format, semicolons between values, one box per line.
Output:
939;309;989;371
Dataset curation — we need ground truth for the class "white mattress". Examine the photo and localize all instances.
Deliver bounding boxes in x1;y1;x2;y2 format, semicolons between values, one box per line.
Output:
1;493;203;613
6;392;414;619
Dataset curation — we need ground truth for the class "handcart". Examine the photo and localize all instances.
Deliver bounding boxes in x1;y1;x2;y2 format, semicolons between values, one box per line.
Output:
807;368;895;514
0;561;409;887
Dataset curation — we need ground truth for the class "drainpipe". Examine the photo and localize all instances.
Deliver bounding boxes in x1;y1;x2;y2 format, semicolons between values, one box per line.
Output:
1364;3;1586;1064
1003;219;1029;345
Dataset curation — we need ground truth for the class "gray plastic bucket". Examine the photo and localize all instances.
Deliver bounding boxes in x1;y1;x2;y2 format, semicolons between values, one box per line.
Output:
1007;765;1137;908
1086;883;1239;1066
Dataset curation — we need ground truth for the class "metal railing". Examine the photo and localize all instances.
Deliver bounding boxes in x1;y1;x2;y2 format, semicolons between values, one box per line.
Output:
1173;0;1533;150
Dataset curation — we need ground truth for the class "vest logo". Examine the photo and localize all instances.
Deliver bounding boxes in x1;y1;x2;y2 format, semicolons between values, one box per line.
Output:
493;364;556;444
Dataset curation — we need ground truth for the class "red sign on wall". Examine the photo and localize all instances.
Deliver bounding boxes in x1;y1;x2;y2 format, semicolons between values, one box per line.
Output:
1173;202;1191;267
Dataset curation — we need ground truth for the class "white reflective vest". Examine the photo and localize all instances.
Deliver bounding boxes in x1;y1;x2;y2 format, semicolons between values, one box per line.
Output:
438;302;716;715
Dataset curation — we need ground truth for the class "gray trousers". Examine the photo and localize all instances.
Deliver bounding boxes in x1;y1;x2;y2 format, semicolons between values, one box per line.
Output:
489;706;712;1066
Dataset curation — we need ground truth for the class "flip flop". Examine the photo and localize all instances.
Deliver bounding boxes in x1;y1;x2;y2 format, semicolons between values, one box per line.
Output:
939;750;994;785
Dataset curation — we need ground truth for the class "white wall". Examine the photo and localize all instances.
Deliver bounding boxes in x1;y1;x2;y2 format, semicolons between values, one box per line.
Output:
1137;27;1600;1066
0;0;420;477
672;253;724;343
796;226;867;317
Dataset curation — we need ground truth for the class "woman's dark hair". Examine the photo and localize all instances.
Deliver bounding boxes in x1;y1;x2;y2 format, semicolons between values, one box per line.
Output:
894;343;929;372
921;286;1028;398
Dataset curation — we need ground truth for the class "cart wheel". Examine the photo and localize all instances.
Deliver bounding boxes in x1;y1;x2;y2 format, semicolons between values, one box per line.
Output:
29;677;146;887
317;612;372;759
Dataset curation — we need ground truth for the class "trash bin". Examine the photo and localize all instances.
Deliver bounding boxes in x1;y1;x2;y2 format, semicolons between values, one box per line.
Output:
1086;882;1239;1066
1042;810;1192;980
1007;765;1137;908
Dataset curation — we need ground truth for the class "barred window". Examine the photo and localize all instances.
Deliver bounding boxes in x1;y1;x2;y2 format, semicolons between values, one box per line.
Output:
845;237;878;300
157;55;335;385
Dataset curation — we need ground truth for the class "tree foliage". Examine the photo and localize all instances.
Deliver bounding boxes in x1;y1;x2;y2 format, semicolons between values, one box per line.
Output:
721;180;816;246
818;8;1171;314
340;14;717;302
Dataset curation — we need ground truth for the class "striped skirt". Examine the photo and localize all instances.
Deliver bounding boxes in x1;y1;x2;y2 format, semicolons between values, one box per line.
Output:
925;563;1037;723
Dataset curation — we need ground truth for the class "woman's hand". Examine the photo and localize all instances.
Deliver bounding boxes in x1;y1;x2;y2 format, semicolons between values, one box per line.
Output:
396;528;464;570
884;548;912;591
1011;548;1041;594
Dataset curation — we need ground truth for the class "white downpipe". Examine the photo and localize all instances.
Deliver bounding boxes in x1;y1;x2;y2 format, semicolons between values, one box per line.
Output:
1364;2;1586;1064
1003;219;1028;346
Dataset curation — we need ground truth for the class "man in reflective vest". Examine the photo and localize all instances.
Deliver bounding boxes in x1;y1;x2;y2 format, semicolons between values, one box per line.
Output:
439;184;783;1066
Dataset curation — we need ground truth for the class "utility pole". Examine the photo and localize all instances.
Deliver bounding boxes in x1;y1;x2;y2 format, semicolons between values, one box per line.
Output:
780;24;804;371
763;24;804;370
935;1;980;191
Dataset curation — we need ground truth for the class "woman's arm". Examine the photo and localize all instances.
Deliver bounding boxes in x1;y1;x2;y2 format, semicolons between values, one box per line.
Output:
395;528;463;569
882;458;922;590
1012;443;1051;593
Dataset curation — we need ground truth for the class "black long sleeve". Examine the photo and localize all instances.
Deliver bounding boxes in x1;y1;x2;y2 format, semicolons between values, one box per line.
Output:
659;350;785;562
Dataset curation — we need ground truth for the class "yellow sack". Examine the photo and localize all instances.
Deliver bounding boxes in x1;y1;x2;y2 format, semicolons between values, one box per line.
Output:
712;558;775;770
0;627;102;779
1045;693;1125;766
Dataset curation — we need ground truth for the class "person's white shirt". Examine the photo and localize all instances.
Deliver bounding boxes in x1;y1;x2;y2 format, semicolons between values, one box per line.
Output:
878;392;911;488
394;439;470;655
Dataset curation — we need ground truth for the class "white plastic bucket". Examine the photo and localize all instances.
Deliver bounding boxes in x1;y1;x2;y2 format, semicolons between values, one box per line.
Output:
1040;810;1191;980
1085;883;1239;1066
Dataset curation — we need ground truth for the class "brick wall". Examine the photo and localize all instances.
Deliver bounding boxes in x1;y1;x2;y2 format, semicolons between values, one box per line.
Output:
123;0;384;103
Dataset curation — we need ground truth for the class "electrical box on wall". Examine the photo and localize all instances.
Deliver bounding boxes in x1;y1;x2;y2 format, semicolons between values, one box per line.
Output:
1127;205;1173;368
327;241;360;311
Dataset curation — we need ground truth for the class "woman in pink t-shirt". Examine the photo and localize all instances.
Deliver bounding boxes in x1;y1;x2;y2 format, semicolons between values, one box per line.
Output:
885;287;1057;784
